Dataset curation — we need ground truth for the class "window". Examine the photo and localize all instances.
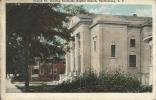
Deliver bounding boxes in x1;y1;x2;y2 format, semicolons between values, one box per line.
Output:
33;69;39;74
45;68;51;75
111;45;115;57
129;55;136;67
130;39;135;47
92;35;97;52
94;41;96;52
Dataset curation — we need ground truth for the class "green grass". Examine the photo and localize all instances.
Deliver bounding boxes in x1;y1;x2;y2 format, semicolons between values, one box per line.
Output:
15;83;58;92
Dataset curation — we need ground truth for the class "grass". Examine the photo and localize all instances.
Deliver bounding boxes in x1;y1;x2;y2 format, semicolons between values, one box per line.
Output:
15;83;58;92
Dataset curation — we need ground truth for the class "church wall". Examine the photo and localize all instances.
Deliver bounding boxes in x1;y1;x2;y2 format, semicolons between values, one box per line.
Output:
100;24;128;73
65;52;70;75
65;15;152;85
80;24;91;74
72;26;81;74
72;23;91;74
127;27;141;79
90;24;101;74
141;26;152;85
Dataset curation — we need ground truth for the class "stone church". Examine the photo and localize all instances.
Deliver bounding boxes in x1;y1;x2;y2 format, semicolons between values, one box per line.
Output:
63;14;152;85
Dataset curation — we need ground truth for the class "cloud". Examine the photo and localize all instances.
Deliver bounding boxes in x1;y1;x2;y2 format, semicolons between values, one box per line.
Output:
86;5;114;15
84;5;152;17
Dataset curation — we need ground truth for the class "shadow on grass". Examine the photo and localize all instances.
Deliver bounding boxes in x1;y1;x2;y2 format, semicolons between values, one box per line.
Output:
15;84;58;93
15;84;152;93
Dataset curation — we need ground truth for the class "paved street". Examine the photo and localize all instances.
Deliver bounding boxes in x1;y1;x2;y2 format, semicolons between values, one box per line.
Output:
6;78;22;93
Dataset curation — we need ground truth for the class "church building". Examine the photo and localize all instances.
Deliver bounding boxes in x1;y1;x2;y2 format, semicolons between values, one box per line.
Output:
64;14;152;85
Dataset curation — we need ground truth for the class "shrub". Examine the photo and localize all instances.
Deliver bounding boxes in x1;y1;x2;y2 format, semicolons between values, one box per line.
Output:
54;68;151;92
139;85;152;92
81;67;98;86
97;70;141;92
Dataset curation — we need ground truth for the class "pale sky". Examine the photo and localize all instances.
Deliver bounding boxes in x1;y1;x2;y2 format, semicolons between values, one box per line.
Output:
82;4;152;17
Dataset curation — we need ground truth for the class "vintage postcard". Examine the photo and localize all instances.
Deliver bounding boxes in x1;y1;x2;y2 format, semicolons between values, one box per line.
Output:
0;0;156;100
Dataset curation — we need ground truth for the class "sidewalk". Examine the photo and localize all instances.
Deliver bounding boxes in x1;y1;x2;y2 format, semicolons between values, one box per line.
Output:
13;81;59;85
6;78;60;92
6;78;22;93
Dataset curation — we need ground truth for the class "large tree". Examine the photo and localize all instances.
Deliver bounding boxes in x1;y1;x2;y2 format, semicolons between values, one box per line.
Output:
6;3;89;91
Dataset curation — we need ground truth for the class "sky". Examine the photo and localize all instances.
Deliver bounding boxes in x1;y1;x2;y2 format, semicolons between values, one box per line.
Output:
82;4;152;17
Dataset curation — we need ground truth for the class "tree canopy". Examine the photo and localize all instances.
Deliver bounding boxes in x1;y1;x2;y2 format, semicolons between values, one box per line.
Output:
6;3;90;91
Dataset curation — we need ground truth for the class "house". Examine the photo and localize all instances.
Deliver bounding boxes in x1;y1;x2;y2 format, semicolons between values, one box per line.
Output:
64;14;152;85
29;58;65;81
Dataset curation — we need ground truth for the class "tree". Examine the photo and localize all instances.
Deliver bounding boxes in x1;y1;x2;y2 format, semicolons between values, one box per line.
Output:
62;4;90;16
6;3;90;91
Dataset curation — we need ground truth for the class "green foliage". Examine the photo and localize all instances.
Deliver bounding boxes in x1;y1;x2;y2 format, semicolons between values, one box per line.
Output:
98;71;141;91
6;3;90;75
6;3;90;90
139;85;152;92
62;4;92;16
54;68;151;92
81;67;98;86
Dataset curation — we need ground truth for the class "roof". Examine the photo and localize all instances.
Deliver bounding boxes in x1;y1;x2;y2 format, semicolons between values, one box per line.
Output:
68;14;152;30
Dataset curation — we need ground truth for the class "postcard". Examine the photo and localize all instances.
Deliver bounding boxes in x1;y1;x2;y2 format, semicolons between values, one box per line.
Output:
0;0;156;100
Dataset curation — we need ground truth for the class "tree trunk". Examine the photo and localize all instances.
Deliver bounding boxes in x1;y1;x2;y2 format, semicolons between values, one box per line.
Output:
24;64;29;92
23;43;30;92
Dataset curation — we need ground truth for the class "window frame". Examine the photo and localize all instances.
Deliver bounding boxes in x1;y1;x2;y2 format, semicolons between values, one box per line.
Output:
111;44;116;57
33;69;39;74
129;55;136;67
130;39;135;47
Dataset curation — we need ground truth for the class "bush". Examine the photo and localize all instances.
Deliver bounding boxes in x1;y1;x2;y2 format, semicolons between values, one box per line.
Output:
54;68;151;92
81;67;98;86
97;71;141;92
139;85;152;92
